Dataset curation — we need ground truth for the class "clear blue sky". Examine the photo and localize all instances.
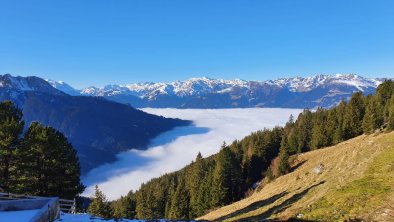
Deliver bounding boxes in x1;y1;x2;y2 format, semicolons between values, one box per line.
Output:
1;0;393;88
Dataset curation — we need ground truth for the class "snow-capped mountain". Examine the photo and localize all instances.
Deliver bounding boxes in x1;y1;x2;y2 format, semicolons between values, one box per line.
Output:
0;74;64;95
49;74;386;109
265;74;382;92
0;74;189;174
46;79;80;96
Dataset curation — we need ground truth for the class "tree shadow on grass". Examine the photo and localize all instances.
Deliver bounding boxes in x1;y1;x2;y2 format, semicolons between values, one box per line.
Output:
290;160;307;172
213;191;289;221
237;181;326;222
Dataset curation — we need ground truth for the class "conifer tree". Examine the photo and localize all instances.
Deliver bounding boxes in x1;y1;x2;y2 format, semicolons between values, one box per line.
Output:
13;122;84;198
112;190;136;219
333;101;347;144
375;80;394;107
387;96;394;130
295;109;313;152
164;176;177;218
362;96;383;134
187;152;206;218
168;178;190;220
211;144;242;207
0;101;24;190
311;108;329;149
343;92;365;139
136;183;153;219
195;169;213;216
278;147;290;176
211;147;231;207
88;185;113;218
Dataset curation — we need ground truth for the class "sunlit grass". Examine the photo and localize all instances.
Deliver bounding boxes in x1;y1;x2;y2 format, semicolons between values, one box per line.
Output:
303;136;394;221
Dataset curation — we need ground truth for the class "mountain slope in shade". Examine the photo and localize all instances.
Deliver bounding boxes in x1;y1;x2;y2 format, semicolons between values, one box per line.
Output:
0;74;190;174
50;74;386;109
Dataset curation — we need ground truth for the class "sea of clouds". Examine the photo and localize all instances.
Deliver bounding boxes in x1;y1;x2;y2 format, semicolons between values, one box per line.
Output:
82;108;303;200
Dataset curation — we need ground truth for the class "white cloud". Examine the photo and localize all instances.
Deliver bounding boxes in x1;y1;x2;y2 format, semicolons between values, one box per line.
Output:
82;108;302;200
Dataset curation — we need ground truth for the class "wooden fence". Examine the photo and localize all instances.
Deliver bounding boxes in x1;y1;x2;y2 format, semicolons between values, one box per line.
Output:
0;192;76;214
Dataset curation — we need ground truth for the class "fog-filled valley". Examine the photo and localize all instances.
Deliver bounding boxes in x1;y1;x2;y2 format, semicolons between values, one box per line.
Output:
82;108;302;200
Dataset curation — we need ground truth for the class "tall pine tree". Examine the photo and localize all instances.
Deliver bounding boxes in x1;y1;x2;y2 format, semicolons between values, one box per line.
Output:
387;96;394;130
0;101;24;190
112;190;136;219
278;147;290;176
13;122;84;198
88;185;113;218
168;178;190;220
343;92;365;139
362;95;383;134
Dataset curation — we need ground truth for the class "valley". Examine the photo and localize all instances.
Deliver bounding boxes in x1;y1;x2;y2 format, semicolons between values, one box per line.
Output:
82;108;302;200
2;2;393;221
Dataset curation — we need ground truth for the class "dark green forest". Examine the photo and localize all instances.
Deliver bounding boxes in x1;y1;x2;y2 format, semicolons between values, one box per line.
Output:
105;80;394;220
0;101;84;199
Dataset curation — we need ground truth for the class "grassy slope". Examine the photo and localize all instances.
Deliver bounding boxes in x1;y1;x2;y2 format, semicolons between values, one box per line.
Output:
198;132;394;221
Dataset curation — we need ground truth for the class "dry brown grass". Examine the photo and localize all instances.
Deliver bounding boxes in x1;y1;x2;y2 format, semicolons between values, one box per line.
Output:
198;131;394;221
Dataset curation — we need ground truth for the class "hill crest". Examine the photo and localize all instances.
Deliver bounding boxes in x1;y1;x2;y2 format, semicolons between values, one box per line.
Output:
199;132;394;221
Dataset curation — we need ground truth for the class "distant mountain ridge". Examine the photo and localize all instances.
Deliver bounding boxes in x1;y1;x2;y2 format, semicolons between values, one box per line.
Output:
0;74;190;174
49;74;386;108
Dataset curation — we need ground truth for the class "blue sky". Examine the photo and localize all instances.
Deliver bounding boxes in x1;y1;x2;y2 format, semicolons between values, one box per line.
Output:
0;0;393;88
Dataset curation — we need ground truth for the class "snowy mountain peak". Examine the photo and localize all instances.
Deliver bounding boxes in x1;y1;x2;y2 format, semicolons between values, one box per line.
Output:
48;73;383;97
266;74;381;92
46;79;80;95
45;73;389;108
47;74;385;97
0;74;63;95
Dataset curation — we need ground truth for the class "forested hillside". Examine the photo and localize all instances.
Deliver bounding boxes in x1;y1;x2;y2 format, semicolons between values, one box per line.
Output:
103;80;394;220
200;131;394;221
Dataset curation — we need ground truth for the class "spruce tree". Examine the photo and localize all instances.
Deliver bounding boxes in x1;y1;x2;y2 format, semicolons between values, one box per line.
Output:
343;92;365;139
211;144;242;207
278;147;290;176
168;178;190;220
187;152;206;218
311;108;329;149
333;101;347;144
0;101;24;190
88;185;113;218
362;96;383;134
375;80;394;107
295;109;313;152
195;169;213;216
387;96;394;130
112;190;136;219
13;122;84;198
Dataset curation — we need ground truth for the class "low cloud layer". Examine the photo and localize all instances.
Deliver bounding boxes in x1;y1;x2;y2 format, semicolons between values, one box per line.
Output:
82;108;302;200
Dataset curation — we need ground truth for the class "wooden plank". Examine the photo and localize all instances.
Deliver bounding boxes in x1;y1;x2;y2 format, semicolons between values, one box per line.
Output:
60;203;74;207
0;192;76;215
59;199;75;203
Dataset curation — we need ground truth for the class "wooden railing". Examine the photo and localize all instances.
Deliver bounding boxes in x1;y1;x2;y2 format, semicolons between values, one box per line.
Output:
59;198;76;214
0;192;40;200
0;192;76;214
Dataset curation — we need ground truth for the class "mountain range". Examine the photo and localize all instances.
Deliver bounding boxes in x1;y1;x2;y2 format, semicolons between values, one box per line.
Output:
0;73;389;173
0;74;190;174
48;74;386;109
